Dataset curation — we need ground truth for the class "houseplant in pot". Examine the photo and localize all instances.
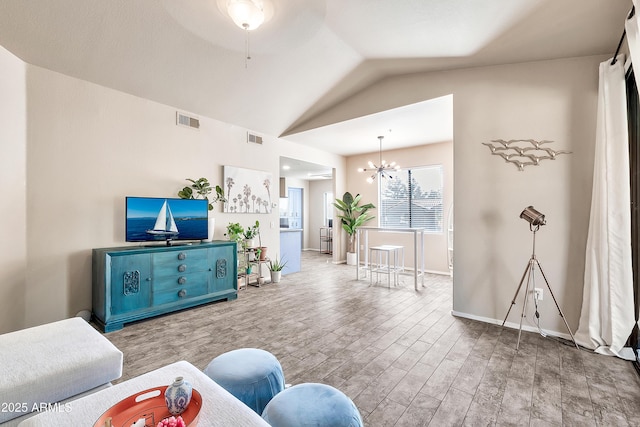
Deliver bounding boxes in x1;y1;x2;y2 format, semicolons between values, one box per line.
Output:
268;255;287;283
178;177;226;242
333;192;375;265
243;220;260;249
225;222;244;247
256;223;267;261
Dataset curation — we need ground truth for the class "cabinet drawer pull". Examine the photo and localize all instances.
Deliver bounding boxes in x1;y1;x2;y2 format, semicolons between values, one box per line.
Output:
178;277;187;285
178;252;186;260
178;289;187;297
178;264;187;272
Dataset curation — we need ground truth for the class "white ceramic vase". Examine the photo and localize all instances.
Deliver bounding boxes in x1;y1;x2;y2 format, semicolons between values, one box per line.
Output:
346;252;357;265
203;217;215;242
270;270;282;283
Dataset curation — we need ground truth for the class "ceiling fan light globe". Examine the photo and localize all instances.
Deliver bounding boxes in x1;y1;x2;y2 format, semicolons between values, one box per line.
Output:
227;0;264;30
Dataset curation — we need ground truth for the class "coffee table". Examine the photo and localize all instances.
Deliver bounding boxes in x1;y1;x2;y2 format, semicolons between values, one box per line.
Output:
19;361;270;426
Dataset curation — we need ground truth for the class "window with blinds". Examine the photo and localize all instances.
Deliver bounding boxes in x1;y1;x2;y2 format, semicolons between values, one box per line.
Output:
379;165;444;232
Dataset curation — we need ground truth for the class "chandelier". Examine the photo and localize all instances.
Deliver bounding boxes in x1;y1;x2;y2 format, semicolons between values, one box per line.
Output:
358;136;400;183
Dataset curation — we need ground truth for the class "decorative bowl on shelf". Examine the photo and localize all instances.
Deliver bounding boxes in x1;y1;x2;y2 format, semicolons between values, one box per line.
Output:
93;386;202;427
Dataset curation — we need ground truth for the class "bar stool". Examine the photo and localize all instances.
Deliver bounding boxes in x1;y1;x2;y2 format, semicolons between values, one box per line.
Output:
369;245;404;287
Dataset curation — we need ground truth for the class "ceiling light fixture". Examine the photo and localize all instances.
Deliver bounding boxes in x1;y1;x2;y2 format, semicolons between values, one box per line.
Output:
358;136;400;183
227;0;265;30
226;0;268;65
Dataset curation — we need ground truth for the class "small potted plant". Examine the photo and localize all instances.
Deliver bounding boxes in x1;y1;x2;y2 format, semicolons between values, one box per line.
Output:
178;177;226;242
243;220;260;248
268;255;287;283
225;222;244;246
255;222;267;260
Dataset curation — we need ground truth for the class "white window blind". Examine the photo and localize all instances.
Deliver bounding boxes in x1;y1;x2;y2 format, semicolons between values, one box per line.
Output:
379;165;444;232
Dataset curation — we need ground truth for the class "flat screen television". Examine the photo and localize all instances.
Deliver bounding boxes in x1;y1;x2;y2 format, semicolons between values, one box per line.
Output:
125;197;209;245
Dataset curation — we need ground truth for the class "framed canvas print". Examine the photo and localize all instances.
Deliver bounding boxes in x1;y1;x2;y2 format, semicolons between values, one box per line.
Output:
223;166;274;213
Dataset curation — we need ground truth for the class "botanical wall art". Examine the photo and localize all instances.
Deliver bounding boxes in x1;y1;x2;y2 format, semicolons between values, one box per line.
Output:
223;165;274;213
482;139;571;171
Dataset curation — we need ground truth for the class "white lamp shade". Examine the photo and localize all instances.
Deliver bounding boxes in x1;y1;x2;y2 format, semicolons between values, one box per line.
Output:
227;0;265;30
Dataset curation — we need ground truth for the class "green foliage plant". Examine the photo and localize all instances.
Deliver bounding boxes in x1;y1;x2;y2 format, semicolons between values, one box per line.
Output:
225;222;244;242
178;177;226;211
268;255;288;272
243;220;260;240
333;192;375;253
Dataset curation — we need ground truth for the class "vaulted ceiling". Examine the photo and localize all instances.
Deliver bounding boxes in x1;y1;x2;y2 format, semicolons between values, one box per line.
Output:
0;0;631;155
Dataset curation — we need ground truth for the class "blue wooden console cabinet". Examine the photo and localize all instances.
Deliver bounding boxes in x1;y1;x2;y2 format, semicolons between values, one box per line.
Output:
92;241;238;332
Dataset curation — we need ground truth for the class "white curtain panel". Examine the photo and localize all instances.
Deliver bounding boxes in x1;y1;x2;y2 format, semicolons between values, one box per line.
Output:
574;54;636;360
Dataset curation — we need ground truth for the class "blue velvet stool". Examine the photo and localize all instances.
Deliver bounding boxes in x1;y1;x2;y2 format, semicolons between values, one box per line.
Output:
261;383;363;427
204;348;285;414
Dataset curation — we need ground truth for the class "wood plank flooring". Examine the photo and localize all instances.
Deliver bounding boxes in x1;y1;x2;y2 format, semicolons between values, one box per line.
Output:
104;251;640;426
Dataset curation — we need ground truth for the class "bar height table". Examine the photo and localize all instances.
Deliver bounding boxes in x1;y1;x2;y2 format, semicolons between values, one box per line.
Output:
356;227;426;290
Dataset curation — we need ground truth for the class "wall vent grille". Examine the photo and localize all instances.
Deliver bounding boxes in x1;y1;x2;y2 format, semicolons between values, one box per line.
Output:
247;132;263;144
176;111;200;130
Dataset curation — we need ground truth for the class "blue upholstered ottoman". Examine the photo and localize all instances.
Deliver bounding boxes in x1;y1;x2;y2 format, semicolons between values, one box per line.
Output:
261;383;363;427
204;348;285;414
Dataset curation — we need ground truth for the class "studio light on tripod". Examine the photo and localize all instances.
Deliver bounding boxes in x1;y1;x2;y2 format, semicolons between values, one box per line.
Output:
520;206;546;227
502;205;578;351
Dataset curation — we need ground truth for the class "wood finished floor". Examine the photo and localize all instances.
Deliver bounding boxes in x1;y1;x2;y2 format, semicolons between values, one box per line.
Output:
104;251;640;426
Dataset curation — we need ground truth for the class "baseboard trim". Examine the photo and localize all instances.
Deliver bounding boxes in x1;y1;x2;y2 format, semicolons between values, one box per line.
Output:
424;269;451;276
450;310;574;342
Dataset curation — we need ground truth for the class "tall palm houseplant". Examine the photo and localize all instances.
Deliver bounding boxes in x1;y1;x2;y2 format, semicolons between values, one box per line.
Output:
333;192;375;265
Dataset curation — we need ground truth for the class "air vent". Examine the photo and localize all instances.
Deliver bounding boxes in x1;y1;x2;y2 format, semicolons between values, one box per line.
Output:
247;131;263;144
176;111;200;130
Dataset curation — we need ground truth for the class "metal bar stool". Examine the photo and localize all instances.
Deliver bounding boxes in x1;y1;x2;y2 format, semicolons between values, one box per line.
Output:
369;245;404;287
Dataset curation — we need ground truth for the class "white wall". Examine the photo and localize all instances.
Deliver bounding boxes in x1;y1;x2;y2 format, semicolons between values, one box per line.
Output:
311;55;602;336
5;63;344;331
308;179;333;252
0;46;27;333
346;141;453;274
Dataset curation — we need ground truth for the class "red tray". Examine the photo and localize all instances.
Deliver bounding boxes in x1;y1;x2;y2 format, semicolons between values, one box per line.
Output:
94;386;202;427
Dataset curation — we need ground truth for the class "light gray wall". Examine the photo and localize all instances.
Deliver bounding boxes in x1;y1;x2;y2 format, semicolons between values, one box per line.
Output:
0;46;27;333
320;55;602;335
450;57;598;334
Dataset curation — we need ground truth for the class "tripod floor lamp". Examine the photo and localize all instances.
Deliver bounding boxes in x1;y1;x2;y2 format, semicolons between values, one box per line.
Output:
502;206;579;350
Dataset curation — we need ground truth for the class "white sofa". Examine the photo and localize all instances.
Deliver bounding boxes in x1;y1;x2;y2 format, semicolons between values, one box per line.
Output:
0;317;123;426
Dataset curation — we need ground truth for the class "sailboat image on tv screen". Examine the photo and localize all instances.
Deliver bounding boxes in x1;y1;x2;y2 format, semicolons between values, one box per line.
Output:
146;199;179;237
